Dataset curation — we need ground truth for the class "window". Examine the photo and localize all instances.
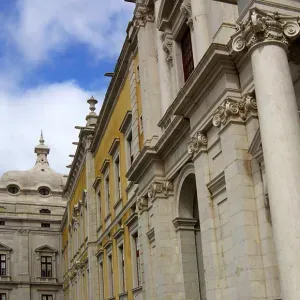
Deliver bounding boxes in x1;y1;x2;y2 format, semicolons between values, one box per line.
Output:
39;187;50;196
0;255;6;276
132;232;141;287
126;131;133;166
41;223;50;228
40;209;51;214
181;28;194;81
0;294;6;300
99;261;104;300
0;221;5;226
41;256;52;278
105;175;110;215
7;185;19;195
107;254;114;297
139;116;143;133
42;295;53;300
118;244;126;292
114;156;121;201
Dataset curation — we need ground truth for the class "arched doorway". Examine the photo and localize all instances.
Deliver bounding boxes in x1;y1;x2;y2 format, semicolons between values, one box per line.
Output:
176;171;206;300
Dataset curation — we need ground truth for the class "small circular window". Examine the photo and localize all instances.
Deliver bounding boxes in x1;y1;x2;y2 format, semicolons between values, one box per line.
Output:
7;185;20;195
39;187;50;196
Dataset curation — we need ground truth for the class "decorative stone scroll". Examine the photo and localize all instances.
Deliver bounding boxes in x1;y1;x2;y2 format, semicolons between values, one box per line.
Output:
212;94;257;127
187;131;207;156
162;32;173;66
136;197;148;213
134;4;155;28
231;7;300;53
148;180;174;200
180;0;193;29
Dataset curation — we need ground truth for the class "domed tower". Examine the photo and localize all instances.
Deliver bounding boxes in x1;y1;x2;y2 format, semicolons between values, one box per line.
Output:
0;133;66;300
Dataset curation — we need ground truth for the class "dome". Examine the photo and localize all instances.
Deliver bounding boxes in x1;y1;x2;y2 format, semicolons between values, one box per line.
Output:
0;133;66;193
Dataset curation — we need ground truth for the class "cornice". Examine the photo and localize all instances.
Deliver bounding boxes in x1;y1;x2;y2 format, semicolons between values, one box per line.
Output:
108;138;120;157
156;0;181;31
172;218;197;231
187;131;208;158
248;128;263;163
90;24;138;154
207;172;226;198
147;180;174;201
172;43;236;117
133;3;155;28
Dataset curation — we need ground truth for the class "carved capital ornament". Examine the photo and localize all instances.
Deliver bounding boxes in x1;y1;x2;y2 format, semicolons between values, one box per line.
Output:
134;4;155;28
212;94;257;127
162;33;173;66
231;8;300;53
180;0;193;29
147;181;174;200
136;197;148;213
187;131;208;155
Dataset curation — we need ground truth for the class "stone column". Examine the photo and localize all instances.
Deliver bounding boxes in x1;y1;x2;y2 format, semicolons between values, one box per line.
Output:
181;0;210;64
232;8;300;300
134;4;162;141
85;134;100;300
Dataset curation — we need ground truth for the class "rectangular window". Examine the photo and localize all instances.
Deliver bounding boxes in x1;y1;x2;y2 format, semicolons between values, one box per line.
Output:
132;232;141;287
97;191;101;224
181;28;194;81
99;261;104;300
41;256;52;278
41;295;53;300
105;175;110;215
0;294;6;300
114;156;121;201
118;244;126;292
0;254;6;276
41;223;50;228
107;254;114;297
0;221;5;226
126;131;133;167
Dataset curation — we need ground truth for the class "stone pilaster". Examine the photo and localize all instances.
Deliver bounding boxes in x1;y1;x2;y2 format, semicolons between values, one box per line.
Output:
134;4;162;141
232;8;300;300
85;135;99;300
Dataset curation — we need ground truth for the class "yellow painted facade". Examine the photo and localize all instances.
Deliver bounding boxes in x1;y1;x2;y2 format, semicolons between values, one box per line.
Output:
62;48;142;300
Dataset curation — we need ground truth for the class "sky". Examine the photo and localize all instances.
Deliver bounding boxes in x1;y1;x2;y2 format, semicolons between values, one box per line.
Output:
0;0;134;176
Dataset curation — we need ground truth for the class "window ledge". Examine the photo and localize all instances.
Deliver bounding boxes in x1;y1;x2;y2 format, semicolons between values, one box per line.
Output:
36;277;57;283
107;297;115;300
119;292;128;300
104;213;111;222
132;286;142;293
0;275;11;281
113;198;122;209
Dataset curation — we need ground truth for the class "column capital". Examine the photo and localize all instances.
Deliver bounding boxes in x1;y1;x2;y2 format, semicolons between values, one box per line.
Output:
180;0;193;29
231;7;300;54
134;4;155;28
212;93;257;127
136;197;148;213
187;131;207;157
147;180;174;200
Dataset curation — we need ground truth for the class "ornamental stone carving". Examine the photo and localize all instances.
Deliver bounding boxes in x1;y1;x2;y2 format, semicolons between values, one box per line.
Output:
136;197;148;213
231;7;300;53
180;0;193;29
212;94;257;127
134;4;155;28
187;131;207;155
162;33;173;66
148;180;174;200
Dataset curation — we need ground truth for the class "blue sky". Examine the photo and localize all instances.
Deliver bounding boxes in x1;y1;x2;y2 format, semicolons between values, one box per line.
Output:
0;0;134;175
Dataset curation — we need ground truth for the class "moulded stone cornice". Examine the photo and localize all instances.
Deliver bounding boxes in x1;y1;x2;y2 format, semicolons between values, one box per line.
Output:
187;131;208;157
248;128;263;163
119;111;132;134
207;172;226;198
100;159;110;175
156;0;181;31
133;4;155;28
212;93;257;127
172;44;236;117
92;176;101;189
147;180;174;200
112;226;124;241
108;138;120;157
231;7;300;54
172;218;197;232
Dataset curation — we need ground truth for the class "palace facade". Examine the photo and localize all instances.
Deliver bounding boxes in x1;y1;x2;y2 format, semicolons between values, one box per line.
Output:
1;0;300;300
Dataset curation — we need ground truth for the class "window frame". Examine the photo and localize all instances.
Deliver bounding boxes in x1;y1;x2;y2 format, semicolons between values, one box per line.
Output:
131;231;141;288
107;252;114;298
0;293;7;300
41;295;53;300
41;256;52;278
0;255;6;277
181;27;194;81
99;259;104;300
104;171;110;218
118;243;126;293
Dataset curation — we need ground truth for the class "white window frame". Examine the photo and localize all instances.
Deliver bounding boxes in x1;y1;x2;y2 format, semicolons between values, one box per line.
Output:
0;243;12;280
104;171;110;218
99;259;104;300
118;242;126;294
107;252;114;298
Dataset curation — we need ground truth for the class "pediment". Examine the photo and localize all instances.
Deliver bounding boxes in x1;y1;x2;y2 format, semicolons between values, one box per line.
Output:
35;245;58;253
248;129;263;162
0;242;12;252
157;0;180;30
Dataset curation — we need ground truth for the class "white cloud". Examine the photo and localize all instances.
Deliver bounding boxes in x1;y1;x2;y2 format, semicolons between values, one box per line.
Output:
0;81;104;176
6;0;134;63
